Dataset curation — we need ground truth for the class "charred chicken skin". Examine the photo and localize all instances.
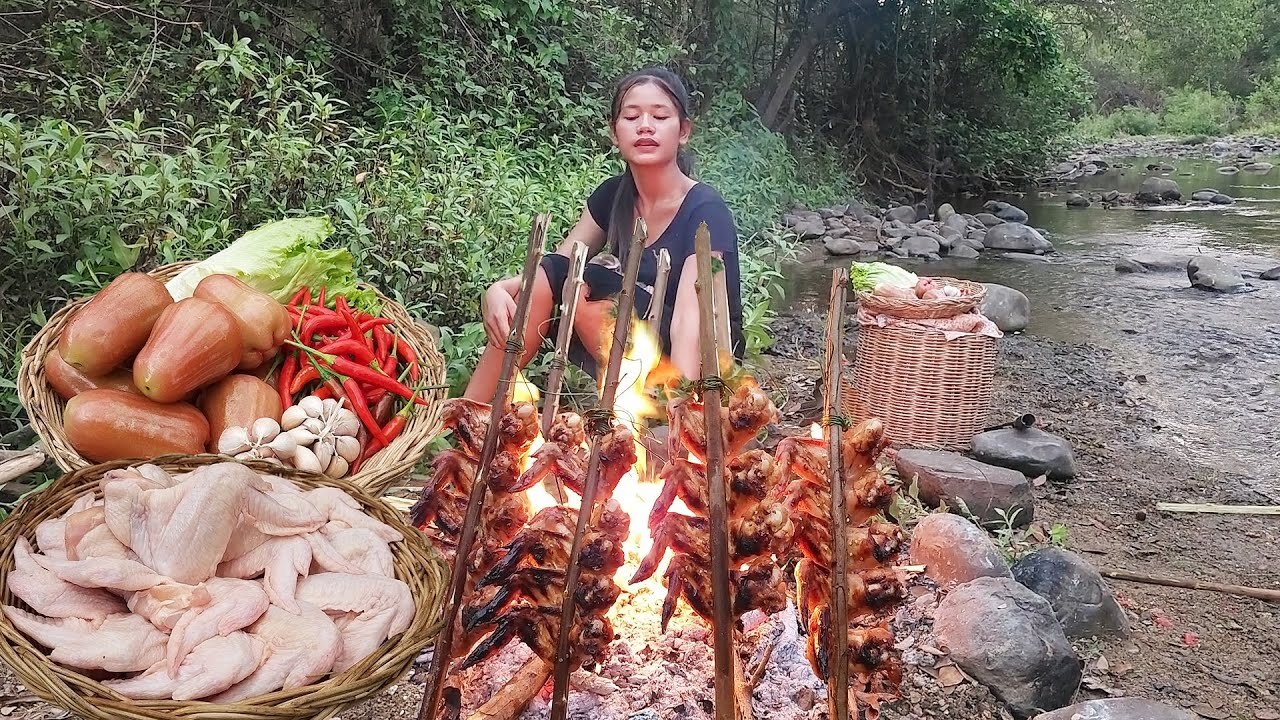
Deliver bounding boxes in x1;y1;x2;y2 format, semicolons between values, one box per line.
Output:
667;379;778;464
459;603;615;673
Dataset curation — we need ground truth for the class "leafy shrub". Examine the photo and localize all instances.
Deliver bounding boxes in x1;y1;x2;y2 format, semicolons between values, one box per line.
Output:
1245;73;1280;127
1160;87;1238;136
1072;107;1162;140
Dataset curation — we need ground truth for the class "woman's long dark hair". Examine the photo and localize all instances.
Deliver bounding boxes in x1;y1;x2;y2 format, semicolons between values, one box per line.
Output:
606;67;694;261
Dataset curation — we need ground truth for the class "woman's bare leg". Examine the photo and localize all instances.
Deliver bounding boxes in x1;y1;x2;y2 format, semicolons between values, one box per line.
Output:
570;289;615;370
463;269;556;401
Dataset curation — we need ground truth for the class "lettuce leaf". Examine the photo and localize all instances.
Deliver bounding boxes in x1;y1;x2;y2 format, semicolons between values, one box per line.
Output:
849;261;918;294
165;217;380;312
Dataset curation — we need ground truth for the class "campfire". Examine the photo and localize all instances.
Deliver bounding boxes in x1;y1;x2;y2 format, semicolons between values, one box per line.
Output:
410;220;903;720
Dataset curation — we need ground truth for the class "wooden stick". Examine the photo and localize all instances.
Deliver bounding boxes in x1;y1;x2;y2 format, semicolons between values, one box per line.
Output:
0;449;45;485
548;218;648;720
646;247;671;327
1155;502;1280;515
467;657;552;720
733;648;755;720
694;221;737;720
1101;568;1280;603
540;241;589;438
824;267;850;720
748;640;776;690
418;214;549;720
712;258;732;360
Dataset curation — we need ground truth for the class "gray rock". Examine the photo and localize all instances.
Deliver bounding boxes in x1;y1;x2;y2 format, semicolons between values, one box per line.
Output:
900;236;942;257
1033;698;1197;720
949;244;981;259
1187;256;1247;292
1261;266;1280;280
934;577;1082;718
971;428;1077;480
1217;165;1240;174
1191;190;1218;202
979;283;1031;332
943;213;970;235
1114;258;1146;273
984;223;1054;254
826;226;851;238
1242;161;1275;172
957;237;985;252
1121;250;1191;273
823;237;862;256
897;450;1034;526
1013;547;1131;640
885;227;916;239
1211;193;1234;204
939;225;964;242
975;212;1004;227
1102;189;1120;202
1136;176;1181;203
909;513;1011;588
784;212;825;239
1066;194;1090;208
888;205;918;224
985;200;1030;223
916;228;952;248
856;241;882;255
937;202;956;222
1052;161;1078;175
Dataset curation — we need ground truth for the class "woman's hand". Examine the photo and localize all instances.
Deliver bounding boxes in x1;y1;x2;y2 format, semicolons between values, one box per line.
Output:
482;281;518;347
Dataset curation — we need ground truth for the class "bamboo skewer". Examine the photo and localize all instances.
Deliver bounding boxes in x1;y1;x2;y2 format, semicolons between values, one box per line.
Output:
418;214;550;720
824;268;850;720
1155;502;1280;515
548;218;648;720
539;241;589;503
693;221;737;720
1101;569;1280;603
646;248;671;327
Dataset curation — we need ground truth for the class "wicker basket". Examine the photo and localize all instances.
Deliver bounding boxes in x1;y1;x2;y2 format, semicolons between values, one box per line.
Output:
17;262;446;496
855;277;985;320
0;454;447;720
841;323;996;451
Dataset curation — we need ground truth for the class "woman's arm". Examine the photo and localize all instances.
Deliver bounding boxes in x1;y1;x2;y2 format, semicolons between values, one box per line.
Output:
668;252;730;380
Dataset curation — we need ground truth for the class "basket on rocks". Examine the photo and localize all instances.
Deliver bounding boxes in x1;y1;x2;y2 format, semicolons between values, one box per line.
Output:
17;261;447;497
0;454;448;720
855;276;985;320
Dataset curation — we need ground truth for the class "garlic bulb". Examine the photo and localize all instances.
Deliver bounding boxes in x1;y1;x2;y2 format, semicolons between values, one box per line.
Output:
238;394;365;478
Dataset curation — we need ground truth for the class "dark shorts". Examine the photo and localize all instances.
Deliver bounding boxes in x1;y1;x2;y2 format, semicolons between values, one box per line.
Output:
540;254;655;380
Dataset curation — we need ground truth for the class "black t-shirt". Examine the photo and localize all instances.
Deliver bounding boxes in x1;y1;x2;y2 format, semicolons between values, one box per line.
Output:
586;175;746;359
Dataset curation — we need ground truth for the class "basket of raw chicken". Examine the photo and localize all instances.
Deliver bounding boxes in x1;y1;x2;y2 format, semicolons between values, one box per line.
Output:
17;217;447;497
0;453;448;720
842;263;1001;451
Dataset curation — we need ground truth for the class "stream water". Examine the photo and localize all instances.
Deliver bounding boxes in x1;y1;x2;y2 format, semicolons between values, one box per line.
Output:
780;155;1280;493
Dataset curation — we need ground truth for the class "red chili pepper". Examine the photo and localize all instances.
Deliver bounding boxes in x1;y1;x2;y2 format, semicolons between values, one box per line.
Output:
287;342;439;406
373;325;391;366
326;377;347;403
317;287;327;308
277;352;298;409
354;396;413;471
395;337;421;382
344;378;390;446
317;338;378;366
336;297;364;342
300;315;347;344
290;364;320;395
314;386;333;400
361;318;394;333
289;286;311;307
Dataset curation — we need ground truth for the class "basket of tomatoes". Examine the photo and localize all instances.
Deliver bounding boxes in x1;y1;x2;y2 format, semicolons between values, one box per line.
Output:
17;219;447;497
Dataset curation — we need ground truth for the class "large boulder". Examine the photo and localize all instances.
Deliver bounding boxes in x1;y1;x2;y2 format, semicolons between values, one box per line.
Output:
985;200;1030;223
783;212;825;239
900;235;942;257
937;203;957;222
943;213;971;235
979;283;1031;332
1136;177;1182;203
823;237;863;256
949;244;981;259
934;577;1083;718
1117;250;1191;273
1261;266;1280;281
896;450;1034;526
1012;548;1131;639
888;205;918;224
909;513;1010;588
1033;698;1198;720
975;212;1005;227
984;223;1054;254
1188;256;1247;292
971;428;1077;480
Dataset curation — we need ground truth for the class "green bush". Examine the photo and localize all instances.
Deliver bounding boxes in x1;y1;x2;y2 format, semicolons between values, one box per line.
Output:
1245;73;1280;127
1160;87;1238;135
1071;107;1163;140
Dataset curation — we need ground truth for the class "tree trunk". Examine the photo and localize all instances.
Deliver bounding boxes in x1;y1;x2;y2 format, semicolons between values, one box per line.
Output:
755;1;861;129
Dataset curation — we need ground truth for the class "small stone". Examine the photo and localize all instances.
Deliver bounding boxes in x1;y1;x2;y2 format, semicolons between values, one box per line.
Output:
975;212;1005;227
949;244;981;259
971;428;1078;480
1211;193;1234;205
1121;251;1191;273
1033;698;1198;720
984;200;1031;223
1242;161;1275;173
979;283;1032;332
888;205;918;224
1256;710;1280;720
909;513;1011;588
823;236;862;256
1103;189;1120;202
1191;190;1218;202
1260;266;1280;281
1115;258;1147;274
796;687;815;711
897;450;1035;526
934;577;1082;718
1012;547;1132;639
1187;256;1247;293
1066;194;1090;208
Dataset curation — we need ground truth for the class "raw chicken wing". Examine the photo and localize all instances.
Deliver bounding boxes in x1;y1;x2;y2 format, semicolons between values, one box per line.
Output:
2;605;166;673
128;584;211;632
103;632;265;700
7;538;124;620
167;578;270;674
32;553;176;593
304;488;401;542
317;525;395;577
217;536;310;613
295;572;414;673
208;602;342;702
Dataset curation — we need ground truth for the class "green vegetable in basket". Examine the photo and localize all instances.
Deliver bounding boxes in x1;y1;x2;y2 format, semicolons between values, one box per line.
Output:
849;262;918;294
164;217;381;312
